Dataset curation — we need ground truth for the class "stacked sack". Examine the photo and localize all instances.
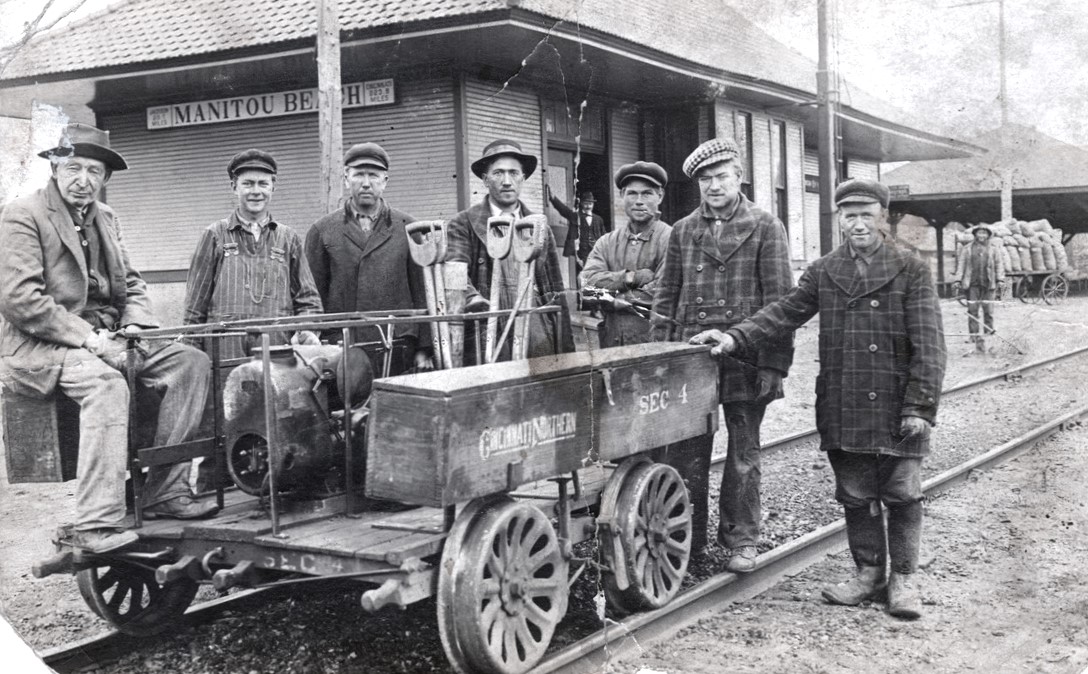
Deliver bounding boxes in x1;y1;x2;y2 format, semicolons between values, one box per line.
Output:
954;219;1069;273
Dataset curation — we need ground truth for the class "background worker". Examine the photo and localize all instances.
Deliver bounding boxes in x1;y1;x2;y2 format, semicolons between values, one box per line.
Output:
953;224;1005;353
651;137;794;569
580;161;671;347
184;149;323;360
551;189;608;272
0;123;217;553
305;142;431;374
693;178;946;620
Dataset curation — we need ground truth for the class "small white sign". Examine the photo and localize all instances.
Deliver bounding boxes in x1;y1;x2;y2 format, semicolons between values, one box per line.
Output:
146;79;396;130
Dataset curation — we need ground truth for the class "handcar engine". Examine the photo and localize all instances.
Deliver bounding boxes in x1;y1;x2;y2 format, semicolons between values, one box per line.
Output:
223;344;373;496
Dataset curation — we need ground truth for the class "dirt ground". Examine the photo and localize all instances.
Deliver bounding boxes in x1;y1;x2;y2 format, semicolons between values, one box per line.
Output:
1;294;1087;672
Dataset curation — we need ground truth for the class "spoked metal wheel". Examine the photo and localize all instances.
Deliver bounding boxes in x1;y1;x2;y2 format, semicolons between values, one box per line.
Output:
437;498;495;674
1014;277;1031;303
76;561;198;636
602;462;692;615
1042;273;1068;305
447;497;569;674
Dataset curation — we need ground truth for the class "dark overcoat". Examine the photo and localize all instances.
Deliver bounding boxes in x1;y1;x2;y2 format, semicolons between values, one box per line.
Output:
305;202;428;346
651;198;794;403
446;198;574;363
731;241;946;456
0;181;159;396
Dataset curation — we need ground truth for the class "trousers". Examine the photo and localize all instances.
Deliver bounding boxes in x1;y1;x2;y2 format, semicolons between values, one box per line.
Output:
966;285;995;338
60;340;210;530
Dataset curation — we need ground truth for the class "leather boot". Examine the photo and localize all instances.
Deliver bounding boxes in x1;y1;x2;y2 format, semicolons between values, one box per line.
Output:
822;564;886;605
887;501;923;575
888;572;923;619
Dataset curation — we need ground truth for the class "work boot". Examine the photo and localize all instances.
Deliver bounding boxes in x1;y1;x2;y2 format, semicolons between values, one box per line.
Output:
70;528;139;555
887;572;923;619
822;564;886;605
726;545;758;573
144;495;221;520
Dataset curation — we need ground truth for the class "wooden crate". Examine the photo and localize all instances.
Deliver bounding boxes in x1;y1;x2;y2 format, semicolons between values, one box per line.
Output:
366;343;719;506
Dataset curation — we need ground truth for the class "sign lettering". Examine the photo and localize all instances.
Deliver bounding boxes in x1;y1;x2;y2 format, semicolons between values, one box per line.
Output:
147;79;396;130
479;412;578;459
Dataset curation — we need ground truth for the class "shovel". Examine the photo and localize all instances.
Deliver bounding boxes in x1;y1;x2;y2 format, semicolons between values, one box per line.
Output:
405;221;450;368
484;215;514;363
510;214;548;360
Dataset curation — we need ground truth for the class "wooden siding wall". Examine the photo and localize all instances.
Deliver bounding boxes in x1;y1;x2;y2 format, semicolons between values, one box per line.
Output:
846;158;880;182
100;78;457;272
463;78;543;213
608;107;640;227
803;149;822;260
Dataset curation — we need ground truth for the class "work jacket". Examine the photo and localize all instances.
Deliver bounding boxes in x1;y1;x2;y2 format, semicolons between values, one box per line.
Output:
730;241;947;457
954;240;1006;291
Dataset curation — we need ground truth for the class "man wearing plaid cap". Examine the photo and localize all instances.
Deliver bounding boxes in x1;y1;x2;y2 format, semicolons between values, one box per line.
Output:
691;178;947;619
651;137;795;572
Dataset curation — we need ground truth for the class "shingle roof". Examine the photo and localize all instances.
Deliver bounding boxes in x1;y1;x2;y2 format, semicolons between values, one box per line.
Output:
883;124;1088;193
3;0;923;131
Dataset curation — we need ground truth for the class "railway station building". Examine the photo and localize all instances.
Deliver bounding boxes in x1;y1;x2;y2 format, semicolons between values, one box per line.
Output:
0;0;980;322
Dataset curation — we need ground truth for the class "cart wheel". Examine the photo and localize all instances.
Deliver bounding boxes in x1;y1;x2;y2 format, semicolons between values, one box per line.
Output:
603;462;692;615
451;499;568;674
1042;274;1068;305
437;497;498;674
76;561;198;636
1014;278;1031;303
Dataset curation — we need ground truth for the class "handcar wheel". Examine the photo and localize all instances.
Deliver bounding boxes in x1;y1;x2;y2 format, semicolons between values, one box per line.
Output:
452;499;568;674
76;561;198;636
1042;274;1068;305
602;462;692;615
437;497;501;674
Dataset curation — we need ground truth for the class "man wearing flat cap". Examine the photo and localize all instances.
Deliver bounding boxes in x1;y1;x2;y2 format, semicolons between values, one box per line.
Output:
651;137;795;570
184;149;323;360
0;123;219;554
550;189;609;270
305;142;432;374
446;139;573;363
580;161;672;347
692;177;946;619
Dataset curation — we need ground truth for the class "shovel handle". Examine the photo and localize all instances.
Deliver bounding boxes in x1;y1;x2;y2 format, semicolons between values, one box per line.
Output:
512;214;548;263
486;215;515;260
405;220;448;266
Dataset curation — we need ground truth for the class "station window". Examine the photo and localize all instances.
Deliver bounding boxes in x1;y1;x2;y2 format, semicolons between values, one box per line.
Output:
734;111;754;201
771;120;788;228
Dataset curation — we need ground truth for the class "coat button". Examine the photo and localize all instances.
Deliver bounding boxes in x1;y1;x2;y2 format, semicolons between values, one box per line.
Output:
695;297;704;304
717;299;726;306
870;299;880;308
848;300;857;308
478;257;485;264
869;344;878;352
696;264;704;272
718;265;726;272
725;310;734;318
698;311;707;320
868;392;877;400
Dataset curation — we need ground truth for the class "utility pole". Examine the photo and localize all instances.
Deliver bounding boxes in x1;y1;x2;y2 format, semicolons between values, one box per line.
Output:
816;0;839;255
317;0;343;213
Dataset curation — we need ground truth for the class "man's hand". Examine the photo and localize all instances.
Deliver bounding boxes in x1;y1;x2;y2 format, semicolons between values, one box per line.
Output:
414;350;435;371
900;415;930;438
689;329;736;357
756;368;784;404
82;330;108;356
631;269;654;288
291;330;321;346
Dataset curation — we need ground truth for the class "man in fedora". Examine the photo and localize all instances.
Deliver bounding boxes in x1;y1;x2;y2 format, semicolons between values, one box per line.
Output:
580;161;672;347
692;178;946;619
305;142;432;374
446;139;573;363
652;137;795;569
184;149;322;360
0;123;218;554
550;189;609;270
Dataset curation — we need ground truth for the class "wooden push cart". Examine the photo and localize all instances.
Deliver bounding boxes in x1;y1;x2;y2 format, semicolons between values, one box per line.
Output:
1006;269;1069;305
12;310;719;674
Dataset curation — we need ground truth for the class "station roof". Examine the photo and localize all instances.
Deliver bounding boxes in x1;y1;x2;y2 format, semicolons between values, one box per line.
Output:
884;125;1088;235
1;0;982;162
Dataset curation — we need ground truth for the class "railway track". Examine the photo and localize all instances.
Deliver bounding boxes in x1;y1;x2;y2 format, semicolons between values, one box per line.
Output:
38;345;1088;673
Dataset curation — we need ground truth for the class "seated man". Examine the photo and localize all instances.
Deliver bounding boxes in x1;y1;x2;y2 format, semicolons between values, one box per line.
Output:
580;162;671;347
0;124;218;555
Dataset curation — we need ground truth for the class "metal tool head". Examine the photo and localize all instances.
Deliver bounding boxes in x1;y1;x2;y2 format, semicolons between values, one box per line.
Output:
486;215;514;260
405;220;447;266
512;214;548;263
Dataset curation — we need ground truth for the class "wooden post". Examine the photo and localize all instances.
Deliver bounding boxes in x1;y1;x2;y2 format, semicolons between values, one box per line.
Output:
816;0;839;256
317;0;343;213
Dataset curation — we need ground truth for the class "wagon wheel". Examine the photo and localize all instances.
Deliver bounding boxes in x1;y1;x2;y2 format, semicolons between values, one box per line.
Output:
437;497;499;674
1041;273;1068;305
76;560;198;636
450;499;569;674
602;462;692;615
1014;277;1031;303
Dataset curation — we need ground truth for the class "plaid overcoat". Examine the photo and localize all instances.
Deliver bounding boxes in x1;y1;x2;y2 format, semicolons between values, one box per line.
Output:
730;241;946;457
651;198;794;403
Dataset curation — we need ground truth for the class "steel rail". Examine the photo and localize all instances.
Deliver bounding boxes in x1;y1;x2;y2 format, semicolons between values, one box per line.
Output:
738;343;1088;461
534;402;1088;674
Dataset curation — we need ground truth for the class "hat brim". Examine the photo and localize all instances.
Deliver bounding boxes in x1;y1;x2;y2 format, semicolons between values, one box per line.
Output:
471;152;537;180
617;173;665;189
231;161;277;175
39;142;128;171
345;158;389;170
836;195;883;206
